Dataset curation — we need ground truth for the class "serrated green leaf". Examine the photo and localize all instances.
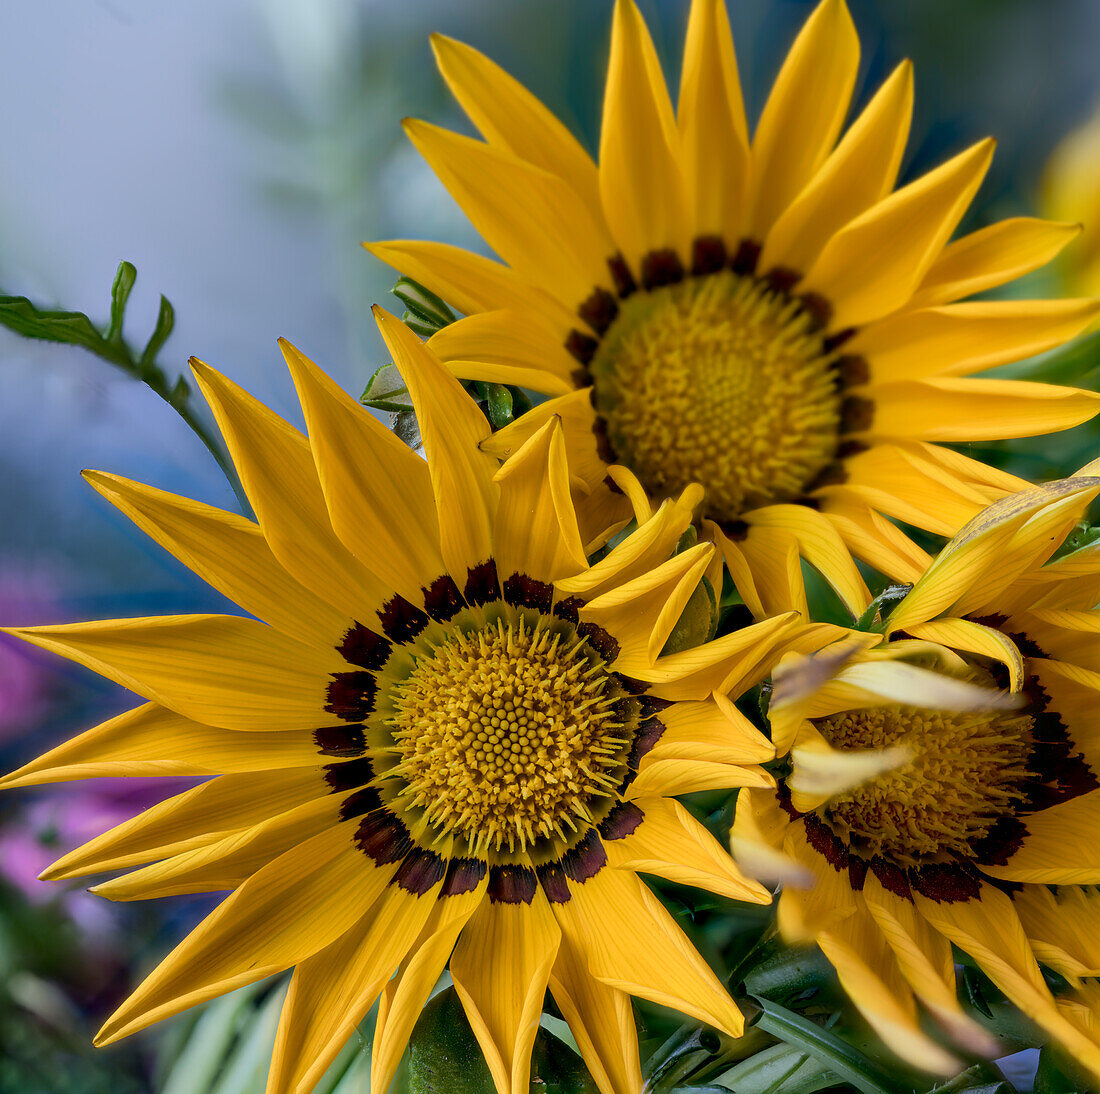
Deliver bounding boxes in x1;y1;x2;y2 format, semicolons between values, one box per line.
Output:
108;260;137;343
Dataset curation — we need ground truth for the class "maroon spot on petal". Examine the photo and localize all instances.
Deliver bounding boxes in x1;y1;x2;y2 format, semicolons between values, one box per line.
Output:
909;861;982;903
871;859;912;900
337;622;391;671
488;864;538;905
722;519;750;542
763;267;801;295
641;249;685;291
394;847;448;894
729;239;761;276
796;292;833;330
608;254;637;299
503;573;554;614
613;674;650;696
836;355;870;388
314;723;367;757
578;288;619;337
823;327;857;354
637;695;673;718
553;596;584;624
691;235;727;276
536;860;572;904
561;829;607;884
836;439;869;460
377;594;430;643
598;800;644;841
839;395;875;434
339;785;383;821
325;671;376;722
971;815;1028;867
847;856;867;892
354;810;413;865
442;857;487;897
628;718;665;771
325;755;375;792
566;330;598;366
423;574;464;621
577;621;619;663
464;560;500;606
802;813;849;872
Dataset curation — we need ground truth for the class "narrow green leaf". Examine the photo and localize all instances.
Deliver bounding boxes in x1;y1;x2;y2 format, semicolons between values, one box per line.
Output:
714;1042;834;1094
107;260;137;342
393;275;457;330
0;296;106;354
141;294;176;370
361;362;413;413
739;943;832;1005
751;998;905;1094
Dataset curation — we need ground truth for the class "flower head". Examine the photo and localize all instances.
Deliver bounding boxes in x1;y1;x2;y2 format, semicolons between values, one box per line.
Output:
2;309;799;1094
735;473;1100;1078
368;0;1100;618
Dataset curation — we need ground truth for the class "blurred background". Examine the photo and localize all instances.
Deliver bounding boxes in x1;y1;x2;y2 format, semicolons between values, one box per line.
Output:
2;1;1100;1090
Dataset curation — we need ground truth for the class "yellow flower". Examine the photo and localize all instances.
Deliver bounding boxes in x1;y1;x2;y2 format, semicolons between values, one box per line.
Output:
2;308;801;1094
367;0;1100;618
735;471;1100;1079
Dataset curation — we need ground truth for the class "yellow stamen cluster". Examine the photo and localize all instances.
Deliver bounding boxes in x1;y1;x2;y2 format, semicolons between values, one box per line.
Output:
387;616;626;855
815;705;1035;868
590;270;840;523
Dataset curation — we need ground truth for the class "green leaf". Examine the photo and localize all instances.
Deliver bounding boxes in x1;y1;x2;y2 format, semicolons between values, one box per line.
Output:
662;576;718;655
751;998;905;1094
393;275;457;331
481;383;514;430
740;943;833;1006
141;294;176;370
108;260;137;343
405;987;497;1094
924;1063;1012;1093
714;1042;834;1094
361;362;413;413
0;295;107;354
1034;1044;1085;1093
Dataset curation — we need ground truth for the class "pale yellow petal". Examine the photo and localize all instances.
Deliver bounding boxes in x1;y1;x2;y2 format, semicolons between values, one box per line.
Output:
982;792;1100;884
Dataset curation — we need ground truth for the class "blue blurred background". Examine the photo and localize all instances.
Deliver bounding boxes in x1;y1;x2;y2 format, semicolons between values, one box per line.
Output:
2;2;1100;1090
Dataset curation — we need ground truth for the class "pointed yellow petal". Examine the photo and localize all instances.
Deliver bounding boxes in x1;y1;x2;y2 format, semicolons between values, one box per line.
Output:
904;617;1024;692
777;822;859;941
849;299;1100;384
604;796;770;904
914;882;1100;1079
820;492;932;584
5;615;340;732
600;0;689;269
83;471;351;648
1013;886;1100;982
801;139;995;329
678;0;749;245
866;377;1100;443
0;703;332;789
548;932;642;1094
191;359;388;618
267;883;438;1094
96;826;397;1045
908;217;1083;311
982;792;1100;884
710;524;765;619
363;239;579;336
735;521;808;617
451;889;561;1094
761;60;912;276
374;307;498;584
557;868;743;1036
281;339;444;600
493;417;587;585
90;792;344;902
404;118;613;308
649;693;775;765
371;880;488;1094
747;0;860;238
41;767;329;879
626;757;773;799
428;310;576;393
431;33;601;216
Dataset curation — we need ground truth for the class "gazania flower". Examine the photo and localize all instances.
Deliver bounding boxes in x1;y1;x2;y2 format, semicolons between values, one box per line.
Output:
734;470;1100;1079
1;308;800;1094
367;0;1100;617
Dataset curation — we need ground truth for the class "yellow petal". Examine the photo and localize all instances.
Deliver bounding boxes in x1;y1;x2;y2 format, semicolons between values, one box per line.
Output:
801;139;995;329
730;787;812;889
649;693;775;765
735;521;808;617
371;880;488;1094
599;0;689;269
904;617;1024;692
363;239;579;335
604;796;770;904
5;614;341;732
493;417;587;585
267;883;438;1094
908;217;1083;311
982;792;1100;885
548;931;642;1094
374;307;498;583
1013;886;1100;982
761;60;912;276
41;767;329;879
747;0;860;239
83;471;351;649
191;359;389;618
404;118;613;309
849;299;1100;384
555;868;743;1036
451;889;561;1094
428;310;577;393
90;792;345;902
777;822;859;941
819;492;932;584
914;882;1100;1079
430;33;600;216
678;0;749;244
788;723;907;813
626;757;773;799
281;339;444;600
866;377;1100;443
0;703;331;789
96;826;396;1045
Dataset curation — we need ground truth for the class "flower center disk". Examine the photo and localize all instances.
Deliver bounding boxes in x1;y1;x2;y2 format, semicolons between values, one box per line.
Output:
814;704;1035;868
387;615;627;856
590;270;841;523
